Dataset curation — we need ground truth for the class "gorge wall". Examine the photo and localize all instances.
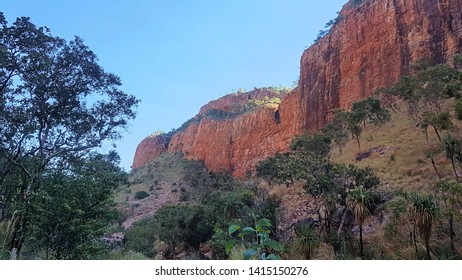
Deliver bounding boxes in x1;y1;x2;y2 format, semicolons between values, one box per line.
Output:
133;0;462;176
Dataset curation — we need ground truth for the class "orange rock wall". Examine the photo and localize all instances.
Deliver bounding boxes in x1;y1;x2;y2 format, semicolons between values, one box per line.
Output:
168;89;303;177
133;0;462;177
300;0;462;131
132;135;170;169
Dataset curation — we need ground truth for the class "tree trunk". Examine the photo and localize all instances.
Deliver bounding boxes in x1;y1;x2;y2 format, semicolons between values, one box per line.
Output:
355;136;361;151
432;125;441;142
359;221;364;260
451;158;459;183
425;234;431;260
449;213;455;255
413;224;418;259
429;156;442;180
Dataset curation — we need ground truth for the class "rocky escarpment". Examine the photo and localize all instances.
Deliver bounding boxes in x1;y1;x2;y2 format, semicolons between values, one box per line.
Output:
168;89;301;177
132;134;170;169
133;0;462;176
299;0;462;131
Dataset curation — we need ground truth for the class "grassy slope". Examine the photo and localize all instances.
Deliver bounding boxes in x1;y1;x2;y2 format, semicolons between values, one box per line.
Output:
115;152;205;228
332;100;460;191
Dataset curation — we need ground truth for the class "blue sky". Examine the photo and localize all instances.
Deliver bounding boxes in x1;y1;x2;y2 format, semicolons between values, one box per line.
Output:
2;0;347;170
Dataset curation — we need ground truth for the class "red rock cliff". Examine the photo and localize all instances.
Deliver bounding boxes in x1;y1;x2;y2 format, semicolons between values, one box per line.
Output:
132;134;170;169
133;0;462;176
300;0;462;131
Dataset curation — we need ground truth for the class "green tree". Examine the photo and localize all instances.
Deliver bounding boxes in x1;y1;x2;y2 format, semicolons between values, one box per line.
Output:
434;180;462;255
26;152;125;259
151;204;212;258
294;220;320;260
348;187;373;259
346;97;390;150
0;13;138;255
442;133;462;182
382;63;460;138
455;100;462;120
322;109;349;153
421;111;453;142
400;191;439;259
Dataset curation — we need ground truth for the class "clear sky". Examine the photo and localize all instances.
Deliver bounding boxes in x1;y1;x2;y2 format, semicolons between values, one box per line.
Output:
2;0;347;171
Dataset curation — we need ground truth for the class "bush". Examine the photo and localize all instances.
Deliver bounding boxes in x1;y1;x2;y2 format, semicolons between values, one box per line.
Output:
455;100;462;120
134;191;150;200
124;218;158;257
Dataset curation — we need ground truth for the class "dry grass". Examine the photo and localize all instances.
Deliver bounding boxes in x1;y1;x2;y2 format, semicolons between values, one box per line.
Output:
332;99;461;192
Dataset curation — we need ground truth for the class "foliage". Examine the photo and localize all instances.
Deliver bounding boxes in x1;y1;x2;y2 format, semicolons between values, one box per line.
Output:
25;152;126;259
322;109;349;152
0;13;138;255
225;218;283;260
134;191;150;200
125;204;212;258
202;187;256;229
294;220;320;260
442;133;462;182
434;180;462;256
351;0;368;6
347;187;373;259
256;152;298;186
124;218;158;258
203;109;238;120
314;12;342;43
100;250;150;260
455;100;462;120
380;63;461;126
346;97;391;150
151;204;212;252
399;191;439;259
244;96;281;111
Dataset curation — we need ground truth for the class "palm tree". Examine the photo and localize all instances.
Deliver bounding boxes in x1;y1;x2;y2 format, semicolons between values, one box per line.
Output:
408;192;439;260
294;220;320;260
348;187;372;259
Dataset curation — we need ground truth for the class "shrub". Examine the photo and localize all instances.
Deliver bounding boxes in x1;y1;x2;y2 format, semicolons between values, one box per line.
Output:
455;100;462;120
134;191;150;200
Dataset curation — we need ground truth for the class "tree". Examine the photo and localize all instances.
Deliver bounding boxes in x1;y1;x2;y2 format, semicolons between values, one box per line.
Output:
421;111;453;142
442;133;462;182
346;98;390;150
382;63;460;137
400;191;439;259
151;204;212;258
294;219;320;260
0;14;138;255
26;152;126;259
348;187;372;259
322;109;349;153
434;180;462;255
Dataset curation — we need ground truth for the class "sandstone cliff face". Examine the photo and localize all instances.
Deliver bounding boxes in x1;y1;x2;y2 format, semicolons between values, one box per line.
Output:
133;0;462;176
300;0;462;131
132;135;170;169
168;89;302;177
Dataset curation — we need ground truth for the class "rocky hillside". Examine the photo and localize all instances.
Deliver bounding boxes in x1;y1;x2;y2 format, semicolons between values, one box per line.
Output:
133;0;462;176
